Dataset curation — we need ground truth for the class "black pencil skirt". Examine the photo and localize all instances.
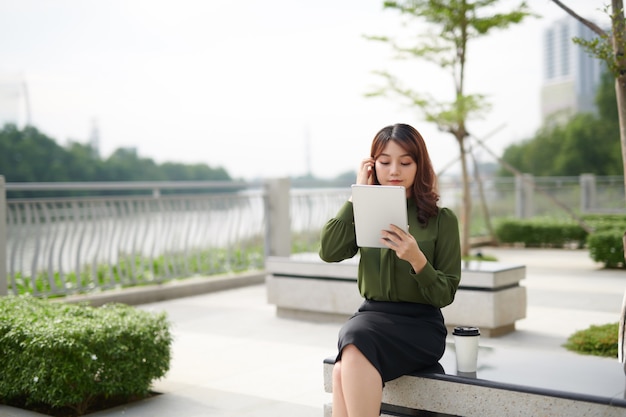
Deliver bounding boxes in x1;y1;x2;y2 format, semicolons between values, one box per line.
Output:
336;299;447;383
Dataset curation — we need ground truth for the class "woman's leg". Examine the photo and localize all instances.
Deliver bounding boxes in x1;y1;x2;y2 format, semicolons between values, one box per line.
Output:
331;362;349;417
332;344;382;417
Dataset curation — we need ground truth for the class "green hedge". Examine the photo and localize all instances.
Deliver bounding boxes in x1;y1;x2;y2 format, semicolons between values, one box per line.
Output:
495;217;588;248
0;296;172;415
582;214;626;232
588;229;626;268
494;215;626;268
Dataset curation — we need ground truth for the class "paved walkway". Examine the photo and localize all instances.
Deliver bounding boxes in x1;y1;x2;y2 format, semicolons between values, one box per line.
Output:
1;247;624;417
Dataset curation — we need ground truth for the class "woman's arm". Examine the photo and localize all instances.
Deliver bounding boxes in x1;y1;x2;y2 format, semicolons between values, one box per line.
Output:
409;208;462;307
319;201;359;263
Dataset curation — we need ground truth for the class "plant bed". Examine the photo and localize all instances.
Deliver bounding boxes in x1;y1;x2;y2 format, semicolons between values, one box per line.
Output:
0;296;172;416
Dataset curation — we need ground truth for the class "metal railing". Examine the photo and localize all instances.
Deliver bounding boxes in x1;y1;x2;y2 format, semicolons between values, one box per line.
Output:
1;175;624;298
1;180;267;297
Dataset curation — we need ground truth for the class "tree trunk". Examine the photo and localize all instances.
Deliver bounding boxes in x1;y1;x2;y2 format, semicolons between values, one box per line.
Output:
612;0;626;201
615;76;626;200
470;145;497;245
458;135;471;256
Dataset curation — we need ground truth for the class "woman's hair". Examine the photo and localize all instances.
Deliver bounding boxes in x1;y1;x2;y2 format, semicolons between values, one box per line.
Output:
370;123;439;225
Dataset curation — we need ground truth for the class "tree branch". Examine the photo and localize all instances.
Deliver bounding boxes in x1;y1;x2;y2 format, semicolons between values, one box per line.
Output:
471;132;594;233
549;0;607;36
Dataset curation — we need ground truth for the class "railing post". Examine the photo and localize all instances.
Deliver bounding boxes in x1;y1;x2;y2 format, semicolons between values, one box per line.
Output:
580;173;596;213
264;177;291;258
515;173;534;219
0;176;7;296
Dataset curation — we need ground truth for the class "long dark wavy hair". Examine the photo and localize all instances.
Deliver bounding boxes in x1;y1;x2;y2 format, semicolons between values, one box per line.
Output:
370;123;439;226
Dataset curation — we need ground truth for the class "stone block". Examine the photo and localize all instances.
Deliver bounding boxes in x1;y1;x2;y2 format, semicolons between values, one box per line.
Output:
265;254;526;336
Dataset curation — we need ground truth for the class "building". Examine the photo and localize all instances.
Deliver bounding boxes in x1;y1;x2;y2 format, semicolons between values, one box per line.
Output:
0;73;30;128
541;15;603;125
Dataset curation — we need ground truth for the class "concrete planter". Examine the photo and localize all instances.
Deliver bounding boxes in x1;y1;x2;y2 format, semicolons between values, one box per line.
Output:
266;254;526;336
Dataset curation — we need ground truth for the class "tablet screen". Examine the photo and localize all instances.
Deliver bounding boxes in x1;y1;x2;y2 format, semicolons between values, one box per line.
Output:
351;184;408;248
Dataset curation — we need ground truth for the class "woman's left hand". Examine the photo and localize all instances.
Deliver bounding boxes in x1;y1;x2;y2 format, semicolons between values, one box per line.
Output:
381;224;427;273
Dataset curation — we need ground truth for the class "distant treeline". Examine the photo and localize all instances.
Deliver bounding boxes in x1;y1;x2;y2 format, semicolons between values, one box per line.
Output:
0;124;236;197
0;124;231;183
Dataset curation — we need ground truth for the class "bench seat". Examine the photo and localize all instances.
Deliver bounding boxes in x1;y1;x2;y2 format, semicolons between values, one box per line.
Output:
323;342;626;417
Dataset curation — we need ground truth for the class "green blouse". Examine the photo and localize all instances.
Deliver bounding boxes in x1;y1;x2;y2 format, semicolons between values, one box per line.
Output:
319;199;461;308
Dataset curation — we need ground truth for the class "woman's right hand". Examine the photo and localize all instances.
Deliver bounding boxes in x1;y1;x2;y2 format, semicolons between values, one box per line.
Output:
356;157;375;185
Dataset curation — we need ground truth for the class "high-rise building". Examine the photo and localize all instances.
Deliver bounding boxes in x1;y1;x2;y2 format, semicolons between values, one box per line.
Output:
0;73;30;128
89;118;101;159
541;16;603;125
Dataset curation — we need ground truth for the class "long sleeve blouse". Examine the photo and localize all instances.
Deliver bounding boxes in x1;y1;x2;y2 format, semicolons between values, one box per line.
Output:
319;198;461;308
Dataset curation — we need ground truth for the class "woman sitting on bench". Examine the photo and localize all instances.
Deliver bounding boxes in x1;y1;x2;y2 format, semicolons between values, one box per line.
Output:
319;123;462;417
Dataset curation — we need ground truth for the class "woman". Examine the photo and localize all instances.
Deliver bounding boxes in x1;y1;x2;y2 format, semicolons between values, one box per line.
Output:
319;123;461;417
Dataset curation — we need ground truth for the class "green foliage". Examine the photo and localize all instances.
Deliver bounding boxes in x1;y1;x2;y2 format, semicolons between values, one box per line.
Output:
582;214;626;234
11;233;321;298
498;69;623;177
569;3;619;80
161;161;230;181
595;70;620;126
369;0;533;257
0;124;232;192
573;35;614;73
495;217;588;248
587;229;626;268
0;124;70;182
494;215;626;268
13;244;266;297
564;322;619;358
368;1;532;132
0;296;172;415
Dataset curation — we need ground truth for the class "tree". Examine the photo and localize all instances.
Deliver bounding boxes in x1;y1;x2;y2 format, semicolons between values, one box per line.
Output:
161;162;231;181
367;0;533;256
498;69;622;177
0;124;233;185
64;141;103;181
103;148;165;181
549;0;626;199
0;124;68;182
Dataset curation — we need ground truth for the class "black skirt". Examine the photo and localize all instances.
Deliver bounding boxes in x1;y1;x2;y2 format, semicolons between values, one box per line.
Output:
336;299;447;383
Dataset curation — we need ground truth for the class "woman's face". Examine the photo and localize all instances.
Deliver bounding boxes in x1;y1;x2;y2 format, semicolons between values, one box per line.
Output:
374;140;417;197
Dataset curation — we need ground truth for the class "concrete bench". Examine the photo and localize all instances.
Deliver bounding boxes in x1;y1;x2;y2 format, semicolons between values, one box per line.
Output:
322;343;626;417
265;254;526;336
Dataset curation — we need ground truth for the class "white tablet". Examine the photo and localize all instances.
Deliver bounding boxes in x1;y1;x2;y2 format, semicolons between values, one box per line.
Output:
351;184;408;248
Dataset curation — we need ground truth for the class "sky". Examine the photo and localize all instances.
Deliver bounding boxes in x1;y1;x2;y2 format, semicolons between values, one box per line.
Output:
0;0;612;180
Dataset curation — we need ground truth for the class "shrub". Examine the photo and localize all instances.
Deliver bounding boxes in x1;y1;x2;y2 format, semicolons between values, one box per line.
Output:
495;217;588;248
587;229;626;268
494;216;626;269
581;214;626;232
563;322;619;358
0;296;172;416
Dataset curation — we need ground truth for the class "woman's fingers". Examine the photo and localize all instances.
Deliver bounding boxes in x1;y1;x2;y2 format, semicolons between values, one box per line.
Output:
381;224;417;254
356;158;375;184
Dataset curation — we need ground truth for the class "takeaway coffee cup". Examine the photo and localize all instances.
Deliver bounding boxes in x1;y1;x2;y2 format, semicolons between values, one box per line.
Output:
453;326;480;373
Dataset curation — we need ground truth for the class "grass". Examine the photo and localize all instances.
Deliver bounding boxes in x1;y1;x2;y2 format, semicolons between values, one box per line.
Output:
563;322;619;358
